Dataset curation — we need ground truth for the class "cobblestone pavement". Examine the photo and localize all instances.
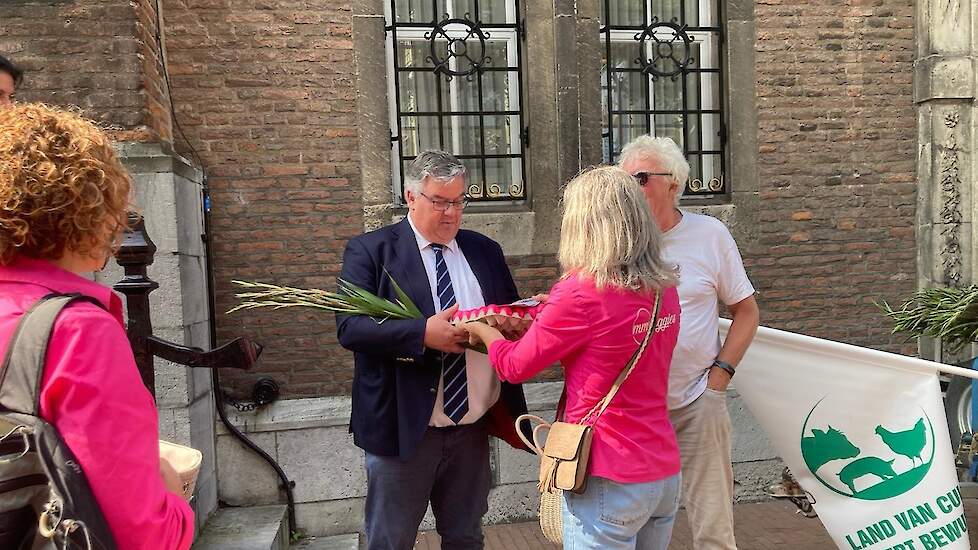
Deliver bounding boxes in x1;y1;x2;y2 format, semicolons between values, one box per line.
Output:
415;499;978;549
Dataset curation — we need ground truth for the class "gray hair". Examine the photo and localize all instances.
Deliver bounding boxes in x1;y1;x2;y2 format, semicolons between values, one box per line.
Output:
404;150;467;194
618;135;690;205
558;166;679;291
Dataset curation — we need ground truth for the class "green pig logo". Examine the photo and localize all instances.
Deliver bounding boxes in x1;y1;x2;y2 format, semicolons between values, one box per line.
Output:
799;397;935;501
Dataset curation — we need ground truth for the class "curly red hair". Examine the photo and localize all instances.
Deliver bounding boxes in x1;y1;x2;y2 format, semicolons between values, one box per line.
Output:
0;103;132;265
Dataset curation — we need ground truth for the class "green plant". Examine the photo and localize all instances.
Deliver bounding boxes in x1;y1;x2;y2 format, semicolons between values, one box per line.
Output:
228;271;423;323
877;285;978;351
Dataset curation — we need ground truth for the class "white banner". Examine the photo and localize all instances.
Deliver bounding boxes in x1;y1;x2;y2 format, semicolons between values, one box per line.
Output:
723;320;970;550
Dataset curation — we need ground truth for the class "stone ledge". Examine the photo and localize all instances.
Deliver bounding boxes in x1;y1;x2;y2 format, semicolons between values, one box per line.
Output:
391;211;537;256
116;141;202;183
684;204;737;227
219;381;564;435
191;505;288;550
914;54;976;103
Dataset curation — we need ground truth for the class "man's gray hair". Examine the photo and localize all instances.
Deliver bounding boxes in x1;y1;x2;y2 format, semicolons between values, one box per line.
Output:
404;150;467;194
618;135;690;205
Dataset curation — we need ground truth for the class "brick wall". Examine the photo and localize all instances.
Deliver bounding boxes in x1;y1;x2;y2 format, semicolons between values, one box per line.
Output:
134;0;172;143
4;0;919;398
163;1;363;397
749;0;916;352
0;0;168;142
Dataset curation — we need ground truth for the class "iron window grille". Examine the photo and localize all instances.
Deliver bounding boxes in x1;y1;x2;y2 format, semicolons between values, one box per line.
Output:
601;0;727;199
385;0;528;204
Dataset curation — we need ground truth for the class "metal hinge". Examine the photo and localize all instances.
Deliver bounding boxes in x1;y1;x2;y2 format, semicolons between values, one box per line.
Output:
521;126;530;148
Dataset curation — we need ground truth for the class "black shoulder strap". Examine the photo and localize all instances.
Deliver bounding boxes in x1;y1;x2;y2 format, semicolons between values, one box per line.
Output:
0;294;103;416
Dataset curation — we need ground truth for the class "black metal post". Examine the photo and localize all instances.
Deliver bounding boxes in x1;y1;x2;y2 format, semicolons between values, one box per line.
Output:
113;213;159;396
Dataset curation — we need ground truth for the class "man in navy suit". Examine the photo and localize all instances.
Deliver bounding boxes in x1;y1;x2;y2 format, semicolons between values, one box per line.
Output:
337;151;529;550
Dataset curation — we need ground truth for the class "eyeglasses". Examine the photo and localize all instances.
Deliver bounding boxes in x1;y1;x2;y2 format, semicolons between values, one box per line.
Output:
419;191;470;211
632;172;673;186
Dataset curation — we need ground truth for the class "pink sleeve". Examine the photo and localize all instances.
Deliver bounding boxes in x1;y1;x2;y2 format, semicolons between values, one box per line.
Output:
489;279;590;383
40;306;195;550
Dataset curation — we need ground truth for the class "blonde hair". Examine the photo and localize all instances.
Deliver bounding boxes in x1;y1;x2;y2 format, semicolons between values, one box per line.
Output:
0;103;132;265
558;166;678;291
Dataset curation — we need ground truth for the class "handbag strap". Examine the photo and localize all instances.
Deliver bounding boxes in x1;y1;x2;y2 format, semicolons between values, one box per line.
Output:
578;291;661;426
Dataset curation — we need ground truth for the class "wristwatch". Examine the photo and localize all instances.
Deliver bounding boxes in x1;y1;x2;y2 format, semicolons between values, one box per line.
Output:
711;359;736;379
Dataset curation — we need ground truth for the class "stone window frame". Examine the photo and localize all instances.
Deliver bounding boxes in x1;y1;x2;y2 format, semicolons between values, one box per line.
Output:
353;0;758;255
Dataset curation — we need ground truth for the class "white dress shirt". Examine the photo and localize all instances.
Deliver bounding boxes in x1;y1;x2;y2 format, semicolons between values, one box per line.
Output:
407;215;502;426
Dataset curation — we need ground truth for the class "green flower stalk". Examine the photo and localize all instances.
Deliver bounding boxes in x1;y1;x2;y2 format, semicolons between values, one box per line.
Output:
228;272;423;324
877;285;978;352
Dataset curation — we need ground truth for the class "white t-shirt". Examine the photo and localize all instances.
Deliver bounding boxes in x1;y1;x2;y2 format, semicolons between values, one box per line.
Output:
663;211;755;410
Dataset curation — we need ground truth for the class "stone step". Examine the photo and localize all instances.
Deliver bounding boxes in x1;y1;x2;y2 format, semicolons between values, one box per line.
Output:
292;534;360;550
192;505;290;550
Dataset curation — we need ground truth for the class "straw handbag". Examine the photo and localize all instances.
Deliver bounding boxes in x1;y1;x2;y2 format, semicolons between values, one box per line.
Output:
515;293;661;544
159;440;203;502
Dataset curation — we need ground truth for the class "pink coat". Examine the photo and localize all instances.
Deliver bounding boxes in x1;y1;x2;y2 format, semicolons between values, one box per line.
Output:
0;258;194;550
489;274;682;483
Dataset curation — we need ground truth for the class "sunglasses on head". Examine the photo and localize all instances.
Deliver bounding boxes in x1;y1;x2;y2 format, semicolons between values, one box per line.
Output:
631;172;673;186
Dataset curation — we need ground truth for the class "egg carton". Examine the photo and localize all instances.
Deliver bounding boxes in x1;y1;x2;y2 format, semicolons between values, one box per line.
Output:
451;299;542;326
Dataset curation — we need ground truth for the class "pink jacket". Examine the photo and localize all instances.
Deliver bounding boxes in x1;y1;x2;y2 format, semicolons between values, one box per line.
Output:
0;258;194;550
489;274;682;483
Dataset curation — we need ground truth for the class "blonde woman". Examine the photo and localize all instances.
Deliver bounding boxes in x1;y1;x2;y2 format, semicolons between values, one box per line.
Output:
465;166;682;549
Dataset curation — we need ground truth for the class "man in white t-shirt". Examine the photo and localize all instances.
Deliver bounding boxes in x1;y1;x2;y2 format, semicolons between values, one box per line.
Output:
620;136;760;550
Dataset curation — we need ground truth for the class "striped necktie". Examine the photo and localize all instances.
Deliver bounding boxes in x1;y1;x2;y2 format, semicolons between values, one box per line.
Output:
431;243;468;424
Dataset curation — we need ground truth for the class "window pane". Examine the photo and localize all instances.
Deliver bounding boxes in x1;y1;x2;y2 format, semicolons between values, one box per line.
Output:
397;40;433;68
484;157;520;197
400;115;444;156
605;69;645;112
395;0;436;23
698;113;721;151
684;72;701;113
608;41;638;74
448;115;482;156
483;114;515;154
649;0;681;24
455;74;512;113
463;159;484;195
652;75;682;111
450;0;510;23
653;114;683;148
686;154;723;194
604;0;644;26
483;40;513;69
482;70;513;111
399;70;446;113
612;114;647;152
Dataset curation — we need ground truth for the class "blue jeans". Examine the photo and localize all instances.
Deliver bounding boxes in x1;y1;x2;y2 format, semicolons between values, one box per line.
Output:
562;474;682;550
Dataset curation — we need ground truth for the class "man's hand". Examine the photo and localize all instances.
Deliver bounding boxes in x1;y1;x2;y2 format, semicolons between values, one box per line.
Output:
706;365;732;392
424;304;467;353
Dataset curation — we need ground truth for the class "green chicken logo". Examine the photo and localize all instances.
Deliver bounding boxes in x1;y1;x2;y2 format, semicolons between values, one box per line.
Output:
800;397;936;501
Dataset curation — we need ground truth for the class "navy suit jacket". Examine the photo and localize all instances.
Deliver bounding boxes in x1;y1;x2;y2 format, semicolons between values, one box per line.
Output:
337;219;530;458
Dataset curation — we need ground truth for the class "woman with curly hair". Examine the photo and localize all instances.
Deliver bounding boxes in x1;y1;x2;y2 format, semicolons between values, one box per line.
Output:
0;103;194;549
